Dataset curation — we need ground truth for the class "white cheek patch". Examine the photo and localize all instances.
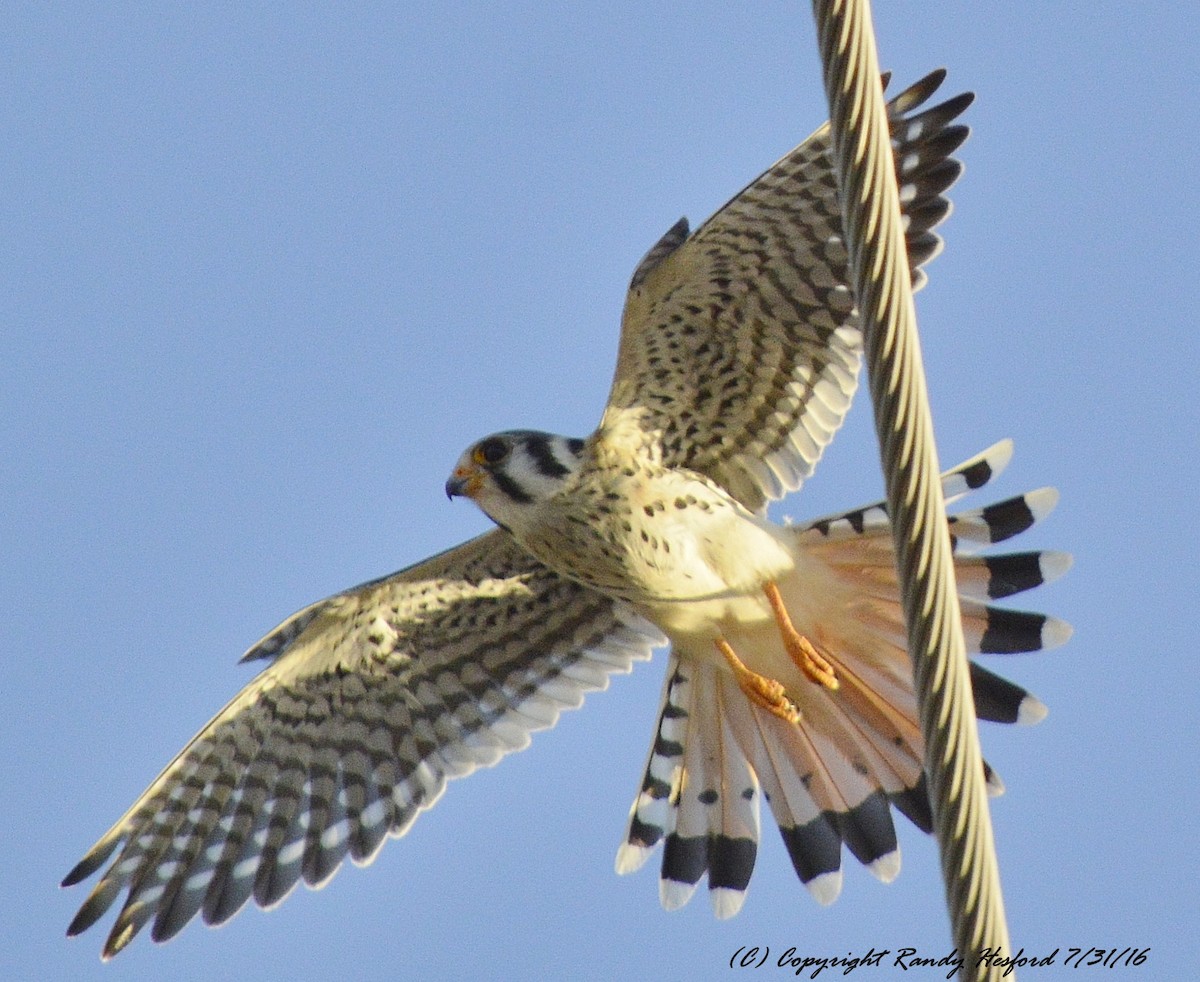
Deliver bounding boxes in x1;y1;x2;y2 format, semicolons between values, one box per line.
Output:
509;449;566;499
493;435;582;504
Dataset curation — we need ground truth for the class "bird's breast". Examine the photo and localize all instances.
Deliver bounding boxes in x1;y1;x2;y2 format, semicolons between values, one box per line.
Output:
516;467;797;626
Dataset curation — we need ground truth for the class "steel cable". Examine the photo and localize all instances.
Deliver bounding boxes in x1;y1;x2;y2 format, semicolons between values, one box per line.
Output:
809;2;1014;975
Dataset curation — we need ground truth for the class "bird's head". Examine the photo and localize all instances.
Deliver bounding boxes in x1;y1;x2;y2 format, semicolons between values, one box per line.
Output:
445;430;586;531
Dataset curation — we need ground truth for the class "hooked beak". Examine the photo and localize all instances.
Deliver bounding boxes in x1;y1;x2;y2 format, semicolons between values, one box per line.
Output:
445;465;482;500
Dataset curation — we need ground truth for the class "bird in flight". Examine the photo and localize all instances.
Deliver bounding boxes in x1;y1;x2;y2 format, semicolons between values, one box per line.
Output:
64;71;1070;960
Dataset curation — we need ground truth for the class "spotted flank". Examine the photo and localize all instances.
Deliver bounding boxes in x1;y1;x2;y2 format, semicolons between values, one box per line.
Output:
617;443;1070;913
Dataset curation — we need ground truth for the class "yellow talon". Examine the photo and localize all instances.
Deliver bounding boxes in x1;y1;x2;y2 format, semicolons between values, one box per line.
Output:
715;637;801;724
763;581;840;690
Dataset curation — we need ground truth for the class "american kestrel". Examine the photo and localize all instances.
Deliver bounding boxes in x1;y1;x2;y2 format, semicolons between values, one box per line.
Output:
64;71;1070;958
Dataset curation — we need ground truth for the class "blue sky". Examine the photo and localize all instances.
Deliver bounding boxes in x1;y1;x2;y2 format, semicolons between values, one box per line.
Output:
5;4;1197;979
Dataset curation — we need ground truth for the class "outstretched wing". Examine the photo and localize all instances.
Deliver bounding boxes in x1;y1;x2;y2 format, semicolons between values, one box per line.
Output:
601;71;972;512
63;530;663;959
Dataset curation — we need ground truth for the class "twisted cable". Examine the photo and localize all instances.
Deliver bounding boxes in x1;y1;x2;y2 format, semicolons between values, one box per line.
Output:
809;2;1013;975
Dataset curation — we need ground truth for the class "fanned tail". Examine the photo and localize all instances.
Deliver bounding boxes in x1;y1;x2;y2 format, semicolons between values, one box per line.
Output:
617;440;1070;913
615;656;764;918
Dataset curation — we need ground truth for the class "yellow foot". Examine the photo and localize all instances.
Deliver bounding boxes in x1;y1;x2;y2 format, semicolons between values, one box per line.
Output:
763;581;840;690
715;637;801;724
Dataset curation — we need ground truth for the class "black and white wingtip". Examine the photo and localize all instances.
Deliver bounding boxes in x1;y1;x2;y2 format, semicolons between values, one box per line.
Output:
949;486;1061;551
884;71;973;291
776;801;901;907
941;439;1014;502
808;870;843;906
712;885;749;920
970;662;1049;726
1017;693;1049;726
803;439;1018;541
961;549;1073;601
655;831;759;919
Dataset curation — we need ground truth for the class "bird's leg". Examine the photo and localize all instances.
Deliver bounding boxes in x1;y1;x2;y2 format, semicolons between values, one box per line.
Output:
763;581;840;690
714;637;801;724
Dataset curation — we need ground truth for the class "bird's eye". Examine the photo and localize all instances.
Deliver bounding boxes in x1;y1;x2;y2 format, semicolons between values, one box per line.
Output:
473;438;508;466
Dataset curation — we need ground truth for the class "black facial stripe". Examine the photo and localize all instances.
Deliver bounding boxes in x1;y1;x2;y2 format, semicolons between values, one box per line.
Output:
525;434;571;478
566;437;585;457
492;469;534;504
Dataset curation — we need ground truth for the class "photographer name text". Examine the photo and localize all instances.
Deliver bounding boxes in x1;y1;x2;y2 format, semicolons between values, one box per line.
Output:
729;945;1150;977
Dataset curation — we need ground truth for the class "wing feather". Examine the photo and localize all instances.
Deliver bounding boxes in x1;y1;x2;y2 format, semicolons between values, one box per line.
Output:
601;71;973;511
63;529;663;959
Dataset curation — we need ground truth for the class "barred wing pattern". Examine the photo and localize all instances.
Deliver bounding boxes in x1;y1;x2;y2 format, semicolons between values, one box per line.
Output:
604;70;972;512
64;530;662;959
